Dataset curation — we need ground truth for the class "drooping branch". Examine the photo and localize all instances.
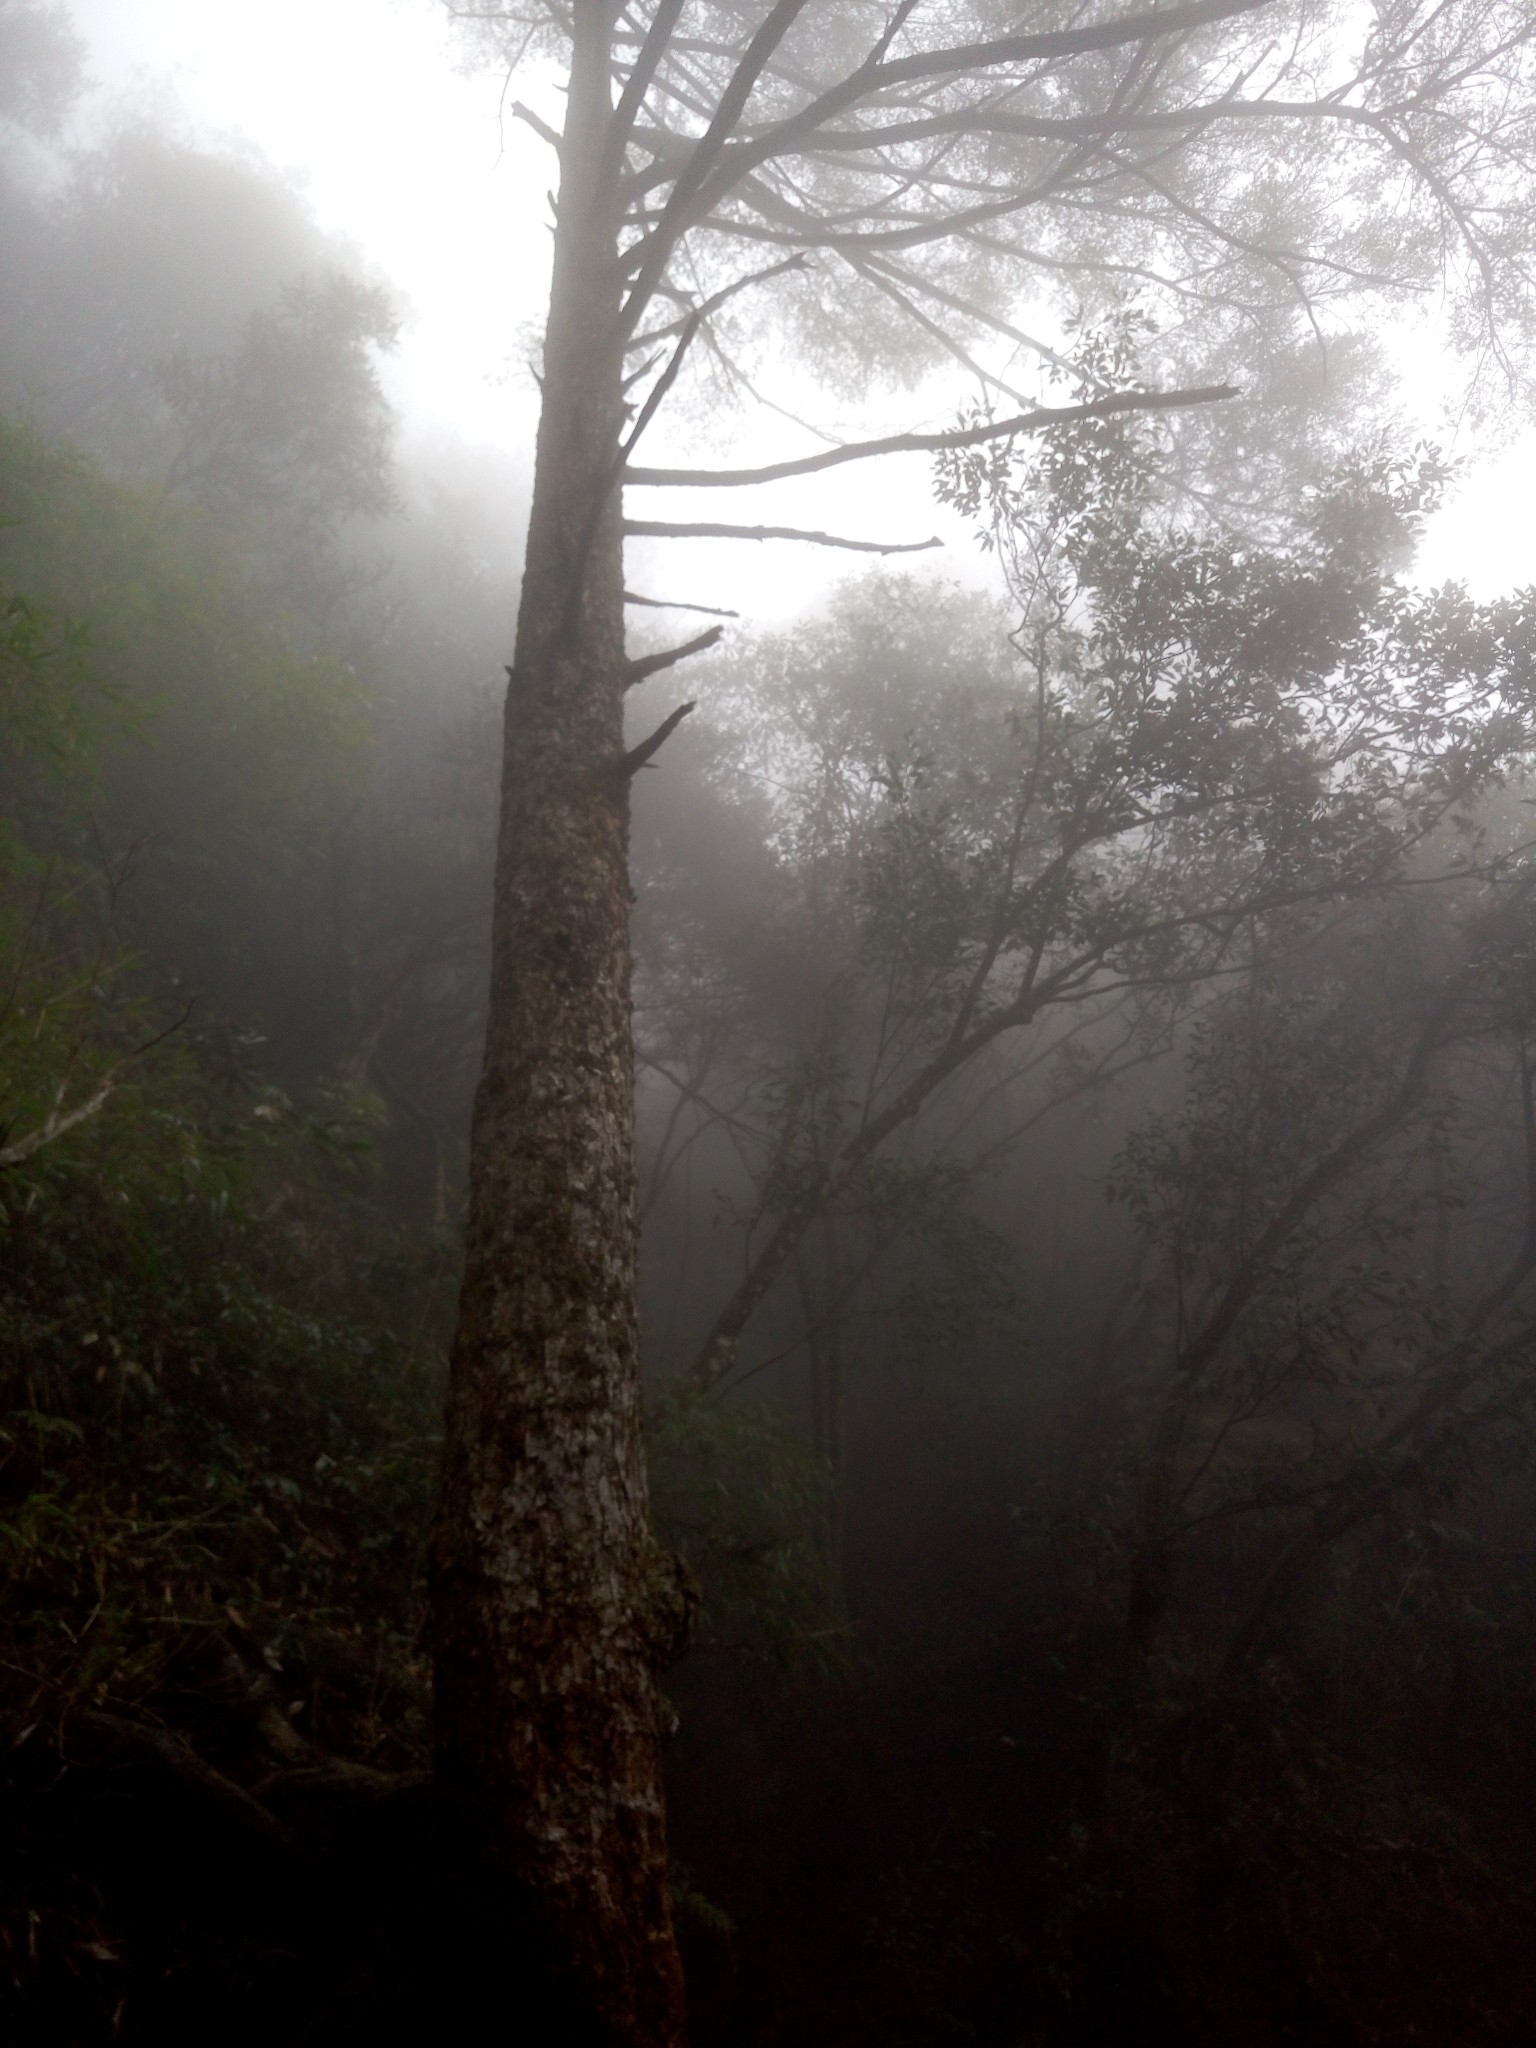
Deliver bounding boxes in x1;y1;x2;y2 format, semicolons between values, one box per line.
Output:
849;256;1039;408
763;88;1414;160
624;518;942;554
622;71;1378;212
626;382;1237;488
860;254;1090;380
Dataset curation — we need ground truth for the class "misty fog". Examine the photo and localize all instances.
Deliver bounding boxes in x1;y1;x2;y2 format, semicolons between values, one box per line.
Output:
5;2;1536;2043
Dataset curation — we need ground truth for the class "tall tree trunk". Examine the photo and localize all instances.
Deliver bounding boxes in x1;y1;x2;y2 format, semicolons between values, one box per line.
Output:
429;9;690;2042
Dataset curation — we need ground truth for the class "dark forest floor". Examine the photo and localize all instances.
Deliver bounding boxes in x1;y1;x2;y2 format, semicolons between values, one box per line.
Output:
6;1627;1536;2045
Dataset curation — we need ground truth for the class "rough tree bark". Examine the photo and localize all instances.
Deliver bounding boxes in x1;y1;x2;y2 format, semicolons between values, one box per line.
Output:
426;1;1536;2037
428;11;692;2042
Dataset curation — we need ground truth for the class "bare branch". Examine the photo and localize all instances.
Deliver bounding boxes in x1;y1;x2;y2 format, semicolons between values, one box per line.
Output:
0;1002;194;1170
0;1078;118;1169
619;700;696;777
512;99;562;152
860;255;1087;380
625;623;724;687
626;383;1237;488
623;251;808;354
616;304;704;472
625;518;942;554
624;591;739;618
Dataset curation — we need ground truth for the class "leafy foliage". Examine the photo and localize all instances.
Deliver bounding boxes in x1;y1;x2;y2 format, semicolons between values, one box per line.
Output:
0;411;374;1048
649;1381;841;1668
0;1072;445;1760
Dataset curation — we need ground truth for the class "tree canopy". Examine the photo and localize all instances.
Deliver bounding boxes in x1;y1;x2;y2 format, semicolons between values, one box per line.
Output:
459;0;1536;516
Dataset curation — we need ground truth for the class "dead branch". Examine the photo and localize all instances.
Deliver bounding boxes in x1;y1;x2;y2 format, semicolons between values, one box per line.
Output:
624;591;739;618
624;518;941;554
512;99;562;151
626;384;1237;488
0;1001;195;1170
624;624;723;687
619;700;696;777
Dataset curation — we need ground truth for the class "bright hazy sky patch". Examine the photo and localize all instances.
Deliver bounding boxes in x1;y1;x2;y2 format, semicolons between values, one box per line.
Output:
57;0;1536;613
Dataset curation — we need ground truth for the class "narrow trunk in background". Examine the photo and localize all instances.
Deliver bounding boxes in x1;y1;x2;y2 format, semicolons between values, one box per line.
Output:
429;10;689;2042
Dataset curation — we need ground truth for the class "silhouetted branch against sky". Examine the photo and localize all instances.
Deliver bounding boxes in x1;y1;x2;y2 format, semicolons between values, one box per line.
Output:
624;516;943;551
624;382;1237;485
452;0;1536;530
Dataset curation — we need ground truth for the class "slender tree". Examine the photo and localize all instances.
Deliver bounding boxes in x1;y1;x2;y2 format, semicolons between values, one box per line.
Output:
430;3;1536;2039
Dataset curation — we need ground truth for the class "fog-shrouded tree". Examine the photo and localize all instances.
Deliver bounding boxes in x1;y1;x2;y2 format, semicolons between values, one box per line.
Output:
431;4;1536;2037
157;272;400;609
0;1;82;141
0;90;401;567
0;86;550;1248
635;429;1536;1400
1109;867;1536;1665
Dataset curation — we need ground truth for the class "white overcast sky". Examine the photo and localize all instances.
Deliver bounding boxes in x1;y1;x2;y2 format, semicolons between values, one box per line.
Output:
61;0;1535;616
